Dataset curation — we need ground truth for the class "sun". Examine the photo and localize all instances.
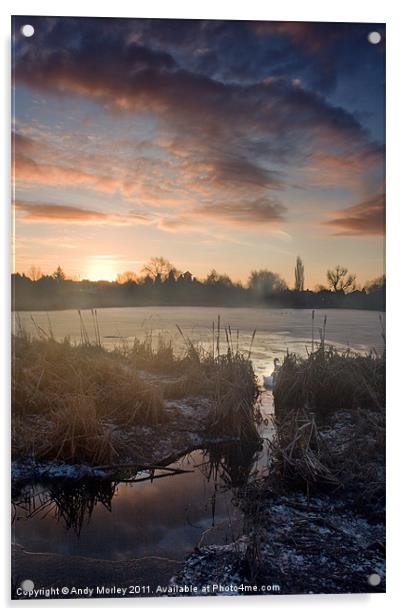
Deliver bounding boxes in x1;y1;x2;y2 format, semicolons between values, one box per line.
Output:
85;260;119;282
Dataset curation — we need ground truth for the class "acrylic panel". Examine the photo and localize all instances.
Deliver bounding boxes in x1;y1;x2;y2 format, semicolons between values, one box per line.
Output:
11;16;385;600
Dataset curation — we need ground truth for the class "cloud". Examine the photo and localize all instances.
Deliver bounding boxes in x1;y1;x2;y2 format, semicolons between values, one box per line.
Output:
301;143;384;189
12;17;385;238
14;155;126;193
205;157;283;191
14;200;151;225
13;20;373;157
194;197;286;225
12;132;138;195
322;194;385;236
160;196;286;231
13;128;287;219
250;21;343;54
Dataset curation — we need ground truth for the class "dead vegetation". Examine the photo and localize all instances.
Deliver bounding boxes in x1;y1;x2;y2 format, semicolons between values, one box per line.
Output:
274;346;385;420
268;346;385;494
12;333;167;465
12;314;261;467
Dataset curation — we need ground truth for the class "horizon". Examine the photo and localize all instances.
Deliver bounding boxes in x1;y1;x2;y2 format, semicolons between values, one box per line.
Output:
12;259;385;291
12;17;385;288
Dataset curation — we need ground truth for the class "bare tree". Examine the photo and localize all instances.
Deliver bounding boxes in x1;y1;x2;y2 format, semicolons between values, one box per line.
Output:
294;256;304;291
28;265;42;281
326;265;356;293
141;256;180;281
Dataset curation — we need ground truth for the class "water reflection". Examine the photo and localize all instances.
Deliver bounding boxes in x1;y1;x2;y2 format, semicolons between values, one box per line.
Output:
12;441;261;561
13;480;118;536
199;441;262;489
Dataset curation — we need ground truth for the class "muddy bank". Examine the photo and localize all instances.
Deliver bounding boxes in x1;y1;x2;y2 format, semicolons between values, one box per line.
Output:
172;493;385;595
172;407;386;595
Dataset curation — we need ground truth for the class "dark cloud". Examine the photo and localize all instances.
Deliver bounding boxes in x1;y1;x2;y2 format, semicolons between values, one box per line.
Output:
12;16;385;234
322;194;385;236
161;196;286;230
194;197;286;225
204;157;284;191
12;19;378;204
13;17;373;149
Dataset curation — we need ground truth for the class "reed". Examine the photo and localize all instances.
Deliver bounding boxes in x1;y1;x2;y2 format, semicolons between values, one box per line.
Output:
267;408;341;490
37;395;118;466
171;321;261;442
12;333;167;464
12;335;165;424
267;346;385;492
12;316;262;465
117;331;176;372
274;346;385;420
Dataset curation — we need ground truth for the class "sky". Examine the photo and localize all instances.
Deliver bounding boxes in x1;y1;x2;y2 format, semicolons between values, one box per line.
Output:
12;16;385;288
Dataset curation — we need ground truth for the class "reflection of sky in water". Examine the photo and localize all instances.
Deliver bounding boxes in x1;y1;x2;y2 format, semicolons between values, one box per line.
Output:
15;306;385;380
13;450;249;561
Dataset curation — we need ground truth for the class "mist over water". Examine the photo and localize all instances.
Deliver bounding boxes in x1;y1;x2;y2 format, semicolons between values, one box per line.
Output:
14;306;385;379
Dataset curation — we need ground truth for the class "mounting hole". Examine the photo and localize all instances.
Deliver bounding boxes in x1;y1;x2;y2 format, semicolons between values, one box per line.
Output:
21;24;35;38
368;573;381;586
368;31;381;45
21;579;35;592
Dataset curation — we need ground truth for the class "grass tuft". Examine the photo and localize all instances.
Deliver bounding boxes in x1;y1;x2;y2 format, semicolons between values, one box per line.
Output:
274;346;385;420
268;346;385;493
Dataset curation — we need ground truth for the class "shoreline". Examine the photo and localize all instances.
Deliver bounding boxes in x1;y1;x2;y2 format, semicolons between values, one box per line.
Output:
13;304;385;313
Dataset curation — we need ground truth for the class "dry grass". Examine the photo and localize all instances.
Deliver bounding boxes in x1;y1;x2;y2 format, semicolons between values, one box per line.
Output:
267;347;385;493
267;408;341;490
124;323;262;442
12;335;165;425
164;324;261;442
207;352;261;442
12;317;262;464
274;346;385;420
36;395;118;466
12;333;167;465
116;332;176;373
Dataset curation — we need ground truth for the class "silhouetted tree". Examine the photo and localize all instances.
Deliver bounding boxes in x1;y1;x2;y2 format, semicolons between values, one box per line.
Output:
365;275;386;294
52;265;66;281
326;265;356;293
248;270;287;298
11;262;383;311
142;257;179;281
206;269;233;287
294;256;305;291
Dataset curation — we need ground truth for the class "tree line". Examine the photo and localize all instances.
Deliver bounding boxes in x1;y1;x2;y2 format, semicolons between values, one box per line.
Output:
12;257;385;311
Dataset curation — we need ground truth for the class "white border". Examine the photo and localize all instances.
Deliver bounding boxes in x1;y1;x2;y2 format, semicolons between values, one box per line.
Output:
1;1;401;614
